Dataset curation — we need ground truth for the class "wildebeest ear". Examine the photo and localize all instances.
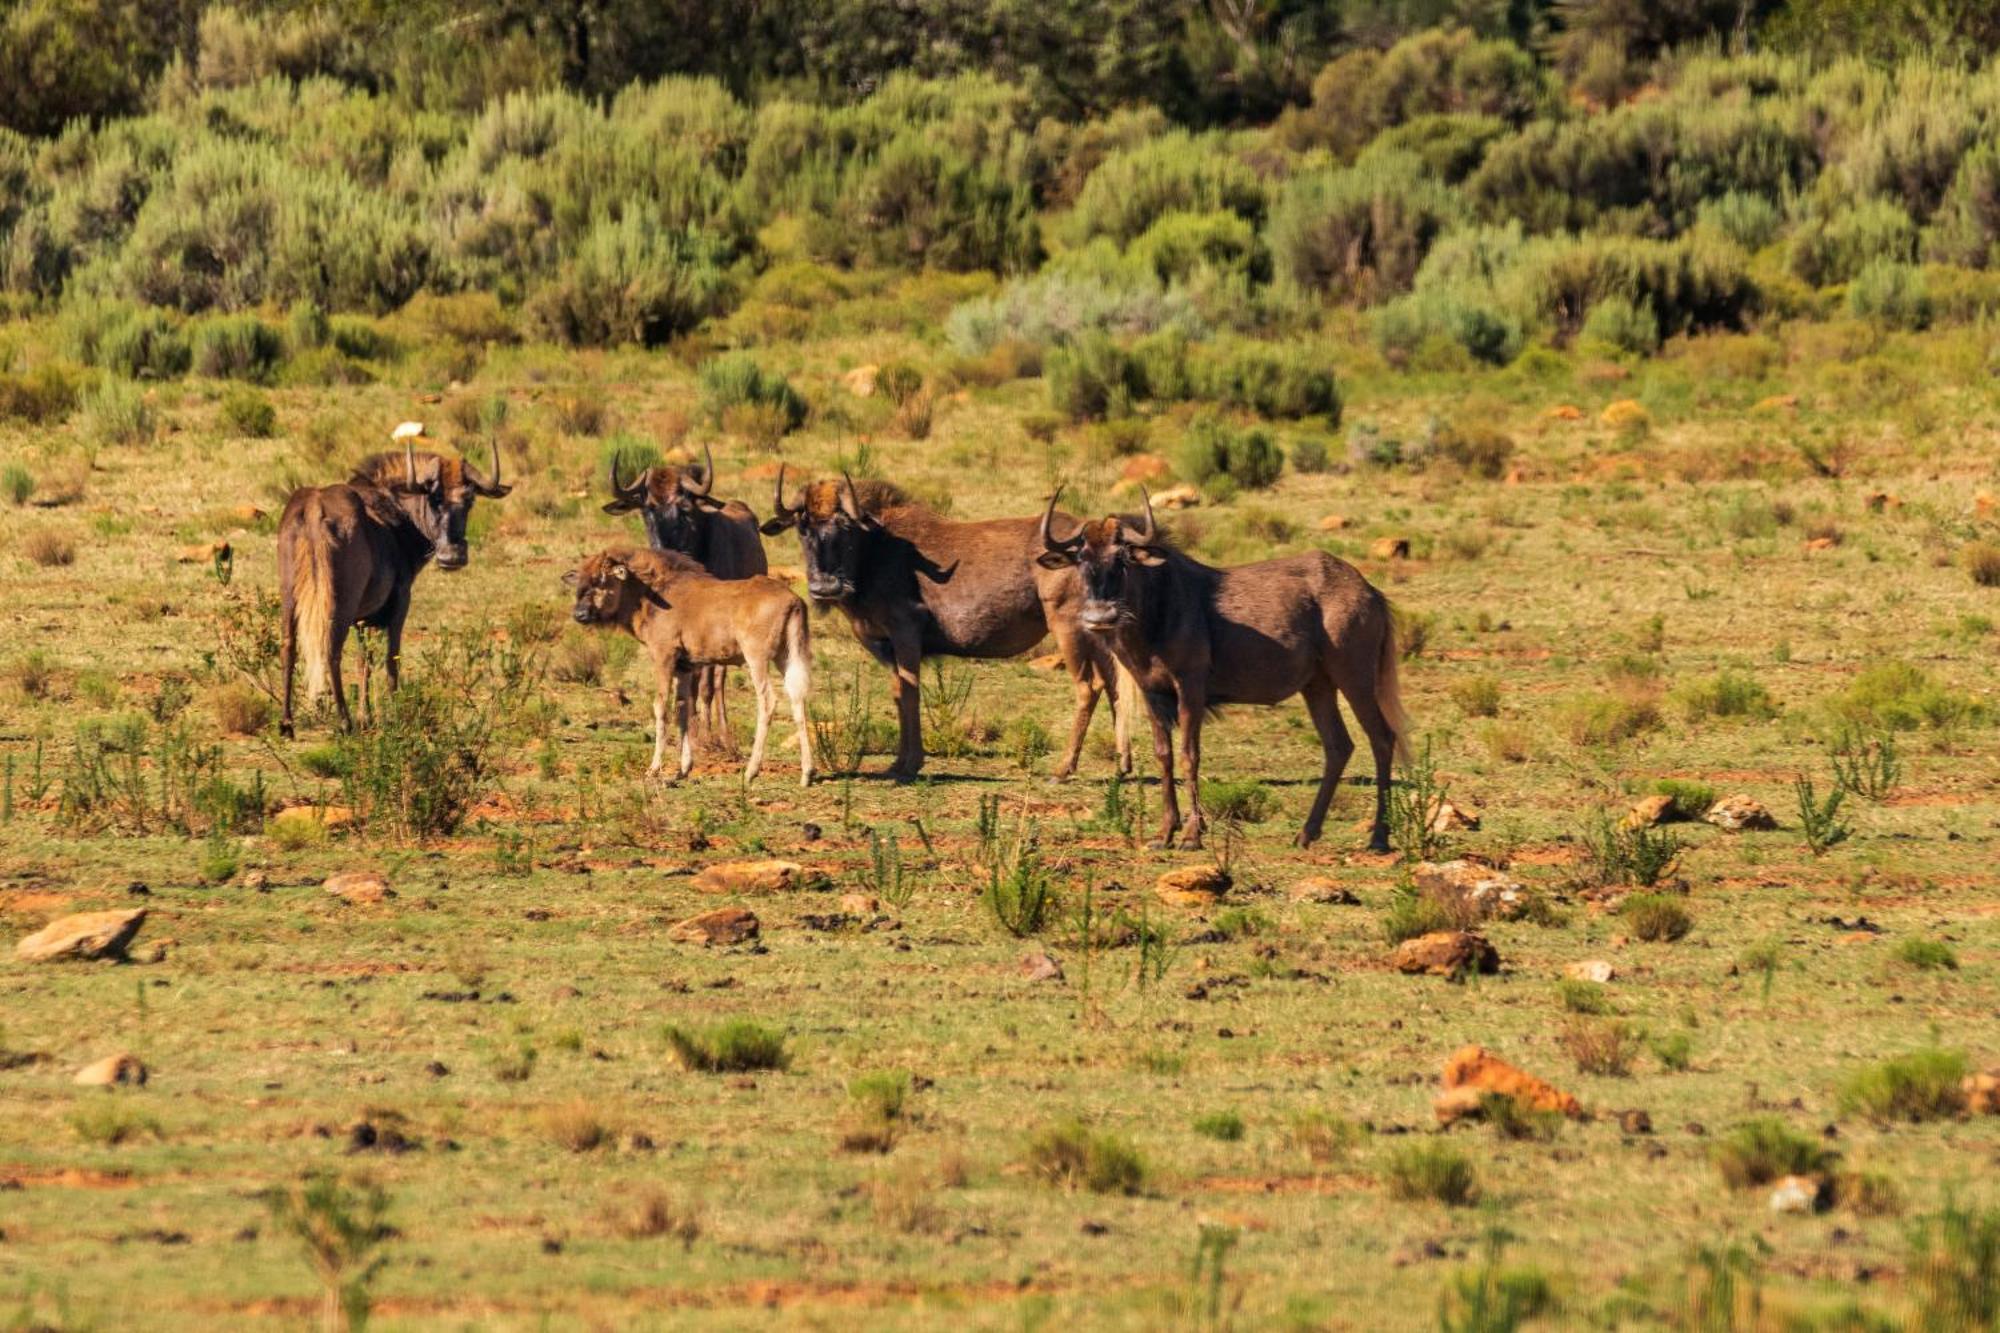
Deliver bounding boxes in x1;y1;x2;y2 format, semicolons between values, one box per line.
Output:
1035;550;1077;570
690;494;727;512
601;497;638;515
560;570;580;590
609;563;630;581
1127;545;1168;567
758;515;792;535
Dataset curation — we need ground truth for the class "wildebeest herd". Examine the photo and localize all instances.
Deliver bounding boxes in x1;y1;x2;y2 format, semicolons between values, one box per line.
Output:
276;425;1412;850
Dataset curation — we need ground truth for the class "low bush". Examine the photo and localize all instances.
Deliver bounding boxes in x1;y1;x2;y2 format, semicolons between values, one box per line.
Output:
1385;1142;1477;1205
1067;131;1265;249
1556;691;1660;746
1175;416;1283;497
1847;260;1932;329
1840;1048;1969;1124
1897;938;1959;971
1022;1119;1146;1194
1652;779;1716;820
662;1020;789;1073
1674;669;1776;722
1199;779;1273;823
1450;676;1501;717
1962;542;2000;588
525;217;733;347
1712;1117;1837;1189
1829;661;1983;733
539;1098;612;1152
192;316;286;382
81;378;156;447
1192;1110;1245;1141
0;364;81;425
1622;893;1693;942
218;385;276;438
1558;1017;1638;1076
698;353;806;433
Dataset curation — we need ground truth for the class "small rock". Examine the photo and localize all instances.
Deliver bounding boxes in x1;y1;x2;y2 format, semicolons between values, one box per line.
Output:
668;906;760;946
1623;794;1675;829
1962;1070;2000;1115
1411;860;1525;922
1027;653;1067;671
1290;876;1359;905
241;869;268;892
1153;483;1202;510
1432;1086;1487;1126
841;365;879;398
231;505;267;524
1705;795;1778;831
690;860;803;895
1155;865;1230;907
1618;1109;1653;1135
15;908;148;963
325;871;394;905
839;893;880;916
1864;492;1900;513
1019;951;1064;983
1804;536;1839;552
1317;514;1350;532
1391;931;1499;978
1428;799;1480;834
1545;403;1584;422
1369;536;1411;560
1769;1175;1827;1215
74;1054;147;1087
1442;1045;1582;1117
173;540;231;565
1564;959;1615;984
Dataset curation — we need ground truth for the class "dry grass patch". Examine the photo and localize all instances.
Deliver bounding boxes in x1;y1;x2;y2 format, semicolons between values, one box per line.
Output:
23;528;75;567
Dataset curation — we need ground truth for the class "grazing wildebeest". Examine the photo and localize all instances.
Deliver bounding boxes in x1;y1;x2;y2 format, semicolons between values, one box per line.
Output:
602;443;767;747
563;547;813;786
277;428;511;738
1035;486;1411;851
760;467;1131;780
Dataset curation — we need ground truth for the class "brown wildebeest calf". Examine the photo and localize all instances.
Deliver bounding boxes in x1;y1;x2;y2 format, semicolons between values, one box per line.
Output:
602;442;767;748
760;467;1131;780
563;547;813;786
277;430;511;737
1036;487;1411;851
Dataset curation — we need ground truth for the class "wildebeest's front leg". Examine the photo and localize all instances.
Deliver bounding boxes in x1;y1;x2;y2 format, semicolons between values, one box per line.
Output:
1143;688;1180;848
863;631;924;781
676;668;696;780
279;595;298;740
1048;623;1104;782
327;623;355;732
1297;676;1355;848
1177;678;1208;850
382;585;411;697
647;683;670;780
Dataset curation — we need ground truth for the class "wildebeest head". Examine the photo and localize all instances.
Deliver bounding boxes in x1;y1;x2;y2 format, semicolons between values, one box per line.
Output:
1035;486;1166;632
602;442;725;554
759;464;877;603
368;433;511;570
562;547;698;624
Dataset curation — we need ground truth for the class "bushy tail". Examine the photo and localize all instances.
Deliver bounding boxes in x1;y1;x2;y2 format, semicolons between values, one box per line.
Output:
780;603;812;704
290;509;335;704
1378;602;1415;765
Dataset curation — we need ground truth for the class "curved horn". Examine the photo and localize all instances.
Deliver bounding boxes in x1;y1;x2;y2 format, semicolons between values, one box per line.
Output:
1039;486;1081;552
839;471;863;521
488;436;502;491
608;456;647;501
1122;486;1158;547
683;442;714;497
770;462;793;518
464;436;507;495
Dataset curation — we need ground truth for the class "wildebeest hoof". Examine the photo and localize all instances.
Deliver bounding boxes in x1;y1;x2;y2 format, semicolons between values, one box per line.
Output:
1295;829;1320;849
1367;835;1392;854
279;721;296;741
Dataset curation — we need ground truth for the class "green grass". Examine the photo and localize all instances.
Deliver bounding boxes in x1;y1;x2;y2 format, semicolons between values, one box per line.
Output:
1712;1118;1839;1189
662;1021;790;1074
1840;1049;1972;1125
1022;1120;1147;1195
1384;1143;1478;1206
1192;1110;1246;1142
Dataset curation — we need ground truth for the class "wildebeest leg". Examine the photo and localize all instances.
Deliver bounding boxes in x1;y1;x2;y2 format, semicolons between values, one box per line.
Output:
1177;682;1208;851
1109;658;1136;776
279;597;297;740
713;667;737;755
1298;677;1355;848
1144;690;1180;849
1047;624;1102;782
647;685;670;780
676;670;696;780
328;624;354;732
1342;685;1398;854
383;589;410;697
785;653;813;789
886;637;925;781
742;657;773;784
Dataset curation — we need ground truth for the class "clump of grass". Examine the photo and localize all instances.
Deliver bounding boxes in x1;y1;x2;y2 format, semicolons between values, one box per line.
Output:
1200;779;1273;823
1584;810;1682;888
1794;773;1851;856
81;378;157;447
219;385;277;438
867;1161;949;1234
266;1172;393;1333
605;1190;701;1247
840;1070;912;1153
1673;669;1777;721
1385;1142;1478;1206
1652;778;1716;820
1023;1119;1146;1195
1962;542;2000;588
1210;906;1270;940
1449;675;1501;717
1193;1110;1245;1142
550;633;607;686
1556;979;1611;1015
68;1101;163;1146
663;1020;789;1073
1897;937;1959;971
1557;1017;1639;1076
1555;690;1660;746
1292;1112;1363;1164
1712;1118;1837;1189
23;529;75;568
488;1039;537;1083
2;463;32;506
9;650;59;698
199;831;241;885
539;1098;612;1152
1482;1094;1565;1143
213;682;274;736
1650;1031;1694;1072
1621;893;1693;943
1836;1170;1903;1218
1840;1048;1970;1124
1905;1202;2000;1328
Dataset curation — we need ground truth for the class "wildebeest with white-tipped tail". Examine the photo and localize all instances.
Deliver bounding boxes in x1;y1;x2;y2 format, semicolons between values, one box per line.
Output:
277;426;512;737
563;547;814;787
1035;487;1411;851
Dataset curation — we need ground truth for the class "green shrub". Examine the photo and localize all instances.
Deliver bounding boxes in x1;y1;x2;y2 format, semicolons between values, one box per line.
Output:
1193;1110;1245;1142
1674;670;1776;721
1555;691;1660;746
1373;289;1523;367
662;1020;789;1073
1045;332;1139;421
0;364;80;425
94;307;191;380
1830;661;1983;733
1848;260;1932;329
945;270;1204;356
526;216;733;347
1961;542;2000;588
1790;199;1918;287
1023;1119;1146;1194
1290;436;1332;474
1199;780;1273;823
1175;415;1282;495
218;386;276;438
1450;676;1501;717
1839;1048;1969;1125
192;316;285;382
1652;779;1716;820
1713;1117;1837;1189
1697;191;1783;250
698;354;806;432
1556;979;1610;1015
1431;420;1514;479
1385;1143;1478;1206
1897;938;1959;972
80;377;156;447
1128;209;1267;285
1268;152;1464;304
875;360;924;405
1580;296;1660;356
1621;893;1693;943
1068;131;1265;248
2;463;32;505
820;132;1040;273
1189;340;1339;420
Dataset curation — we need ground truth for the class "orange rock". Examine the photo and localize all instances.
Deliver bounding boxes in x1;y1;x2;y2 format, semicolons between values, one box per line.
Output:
1432;1086;1487;1125
1963;1070;2000;1115
1545;404;1584;422
1976;491;1996;518
1153;483;1202;510
1391;931;1499;977
175;541;231;564
1804;536;1839;552
1369;536;1411;560
1028;653;1067;671
841;365;879;398
1442;1045;1583;1117
1317;514;1350;532
1623;794;1674;830
668;906;759;945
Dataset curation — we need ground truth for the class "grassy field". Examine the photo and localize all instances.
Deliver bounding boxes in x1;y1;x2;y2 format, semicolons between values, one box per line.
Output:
3;295;2000;1331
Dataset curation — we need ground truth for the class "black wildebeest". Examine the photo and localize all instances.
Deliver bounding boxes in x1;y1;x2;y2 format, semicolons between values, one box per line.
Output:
278;428;511;737
564;547;813;786
602;443;767;749
1035;487;1410;851
761;467;1131;779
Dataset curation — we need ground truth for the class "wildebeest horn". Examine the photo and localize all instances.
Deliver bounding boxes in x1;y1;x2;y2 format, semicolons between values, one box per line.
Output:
770;462;795;519
1122;486;1157;547
608;456;648;502
683;442;715;497
839;472;862;521
1039;486;1081;552
464;437;507;496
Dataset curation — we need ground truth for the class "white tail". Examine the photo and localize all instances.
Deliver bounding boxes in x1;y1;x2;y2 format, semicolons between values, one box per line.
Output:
782;606;814;785
1376;616;1414;765
291;509;336;704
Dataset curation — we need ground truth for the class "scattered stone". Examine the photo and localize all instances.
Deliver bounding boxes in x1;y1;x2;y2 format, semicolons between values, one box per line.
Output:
73;1054;147;1087
1369;536;1411;560
1962;1070;2000;1115
325;871;394;905
1290;877;1359;905
1769;1175;1827;1215
690;860;803;895
1623;794;1675;829
839;893;880;916
840;364;879;397
1019;951;1064;983
1317;514;1350;532
173;540;230;565
668;907;760;946
1391;931;1499;978
1411;860;1525;922
1705;795;1778;831
1545;403;1584;421
1432;1086;1487;1126
1153;483;1202;510
15;908;147;963
1441;1045;1582;1117
1618;1109;1653;1135
1564;959;1615;984
1155;865;1230;907
1428;799;1480;834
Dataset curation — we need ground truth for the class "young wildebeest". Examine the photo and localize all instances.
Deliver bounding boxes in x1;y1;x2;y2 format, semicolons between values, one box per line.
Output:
1036;487;1411;851
277;429;511;737
602;443;766;747
563;547;813;786
761;467;1131;780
